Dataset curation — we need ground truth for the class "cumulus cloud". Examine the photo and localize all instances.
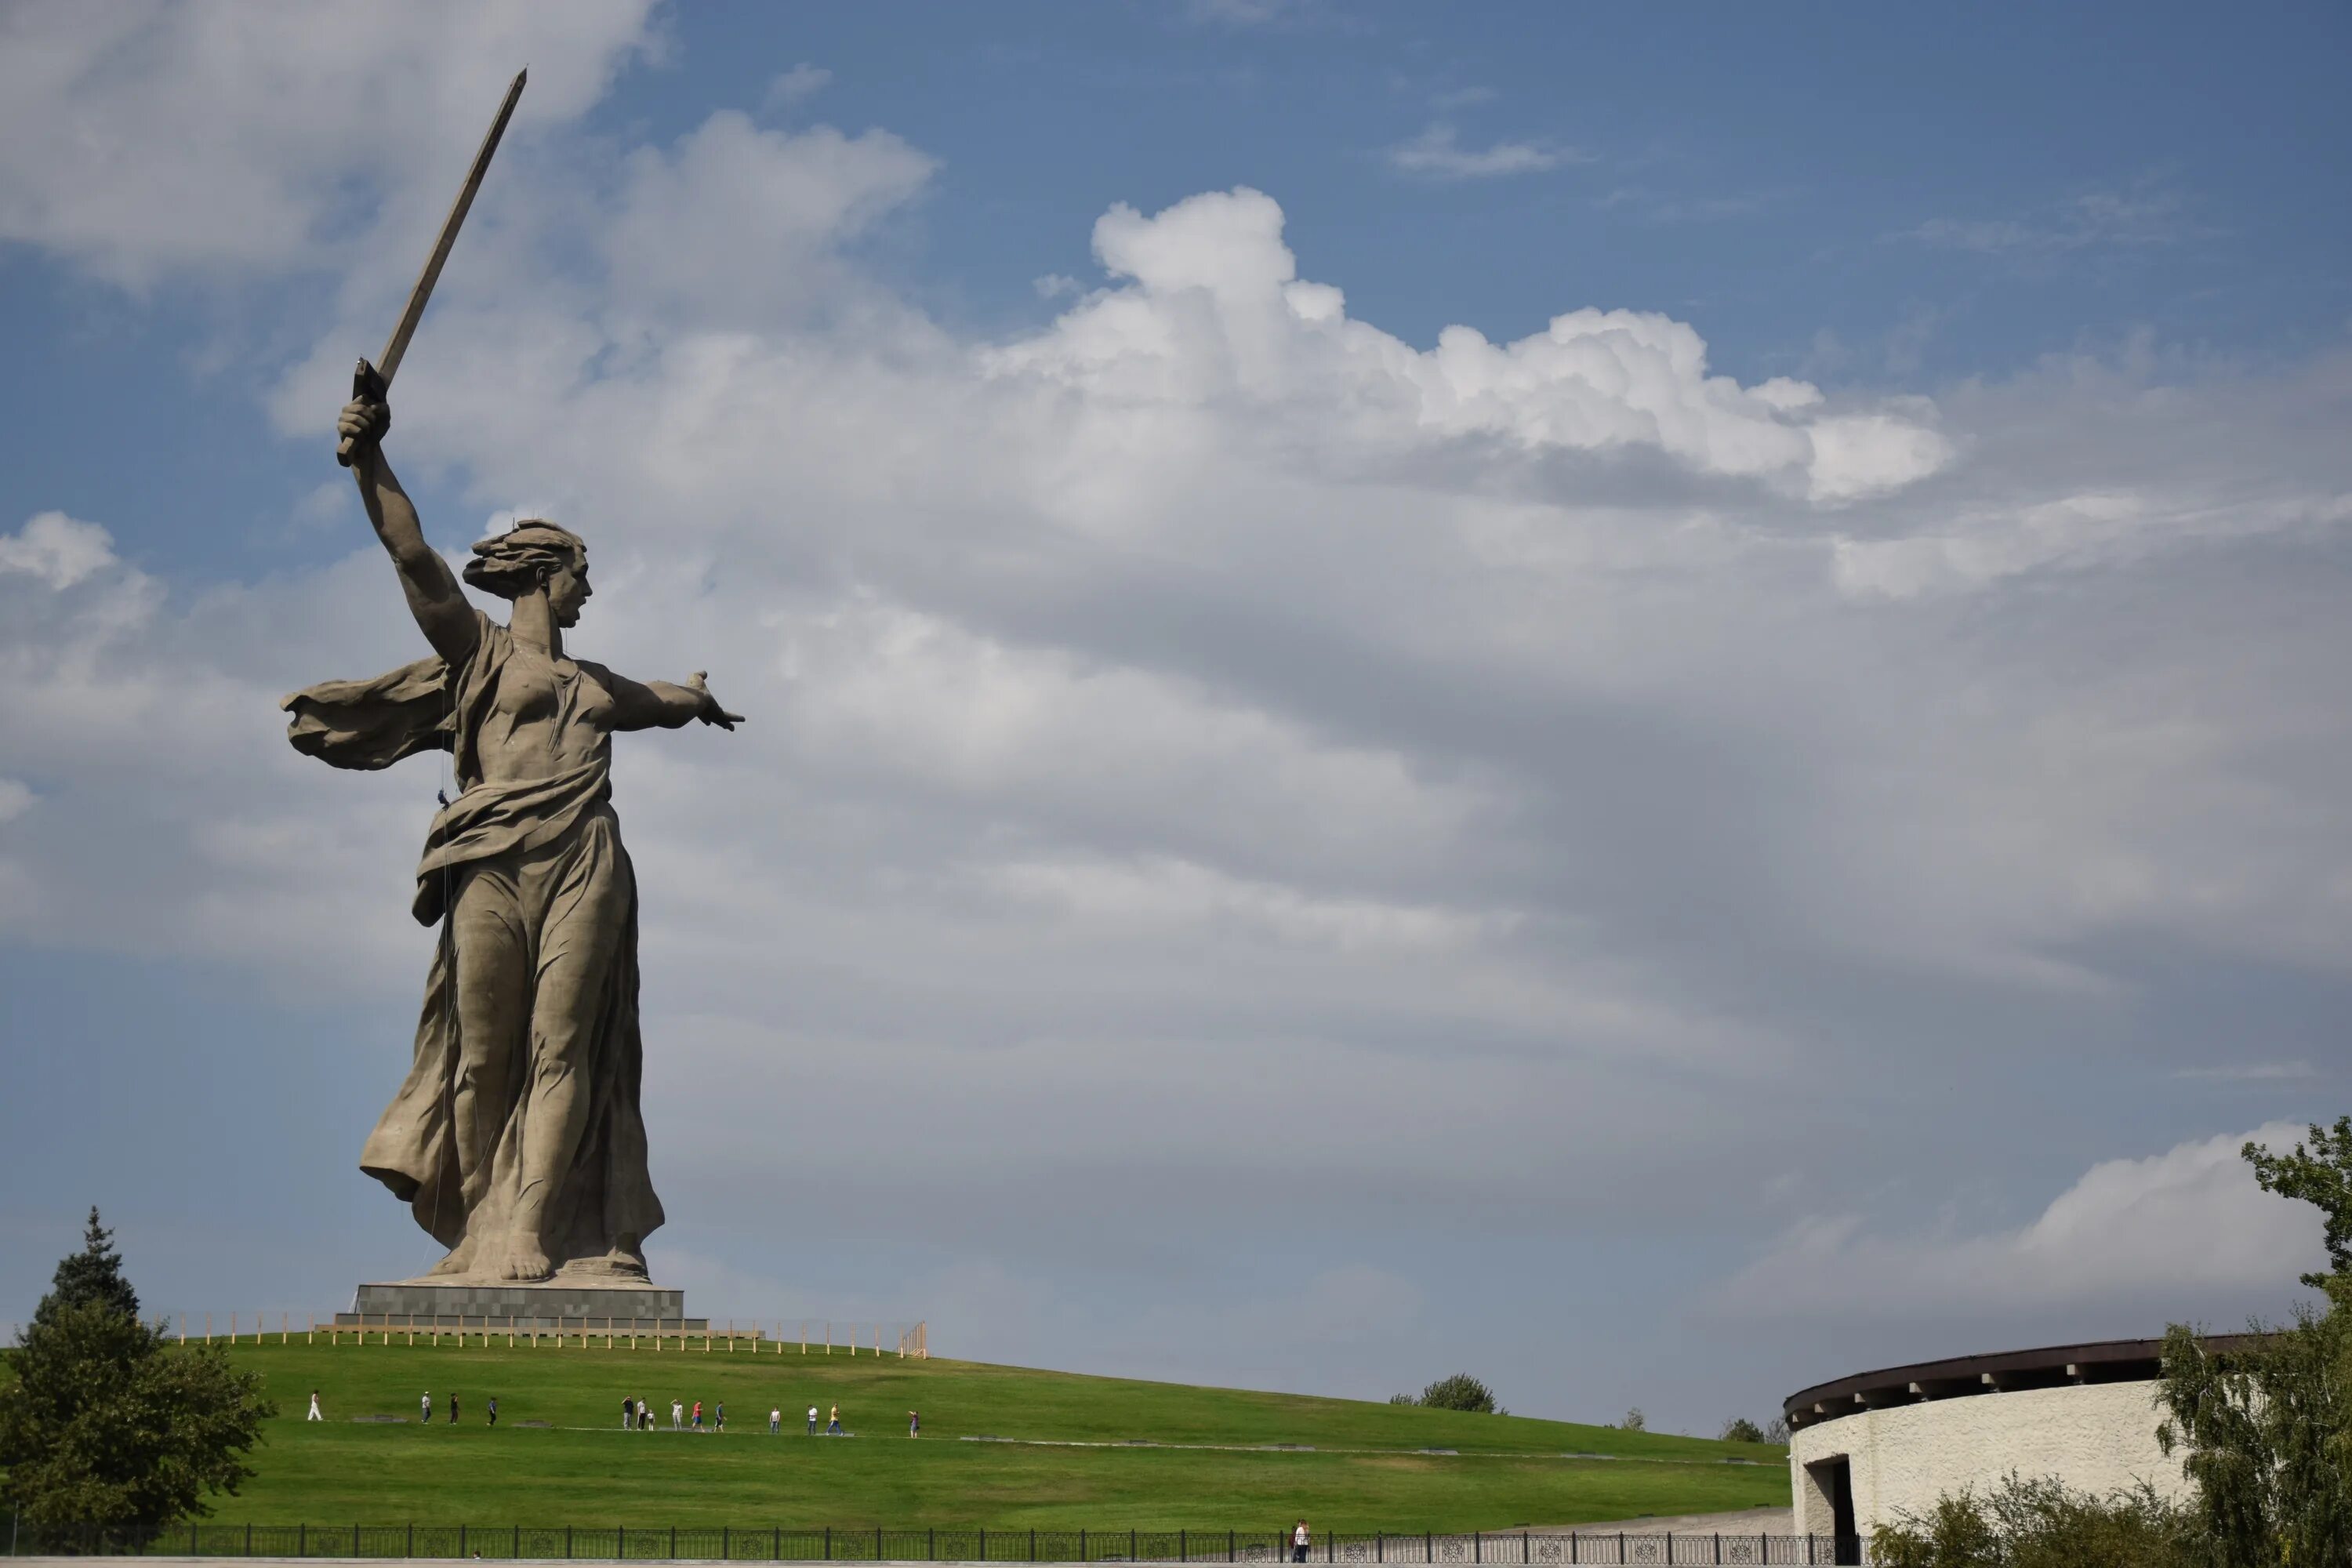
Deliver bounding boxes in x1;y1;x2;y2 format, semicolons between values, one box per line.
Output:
0;0;660;285
1001;187;1951;503
0;512;117;589
1728;1123;2329;1316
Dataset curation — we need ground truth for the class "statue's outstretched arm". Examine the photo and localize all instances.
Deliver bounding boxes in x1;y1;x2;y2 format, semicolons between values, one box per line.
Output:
338;396;477;668
601;670;744;733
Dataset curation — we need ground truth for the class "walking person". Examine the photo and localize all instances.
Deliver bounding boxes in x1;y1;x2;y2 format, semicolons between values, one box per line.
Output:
307;1390;323;1422
692;1399;703;1432
449;1392;460;1425
769;1407;781;1436
715;1400;726;1433
420;1391;432;1425
487;1395;498;1428
640;1396;652;1432
826;1403;842;1436
671;1399;684;1431
907;1409;920;1438
622;1396;635;1430
1292;1521;1309;1563
807;1404;818;1435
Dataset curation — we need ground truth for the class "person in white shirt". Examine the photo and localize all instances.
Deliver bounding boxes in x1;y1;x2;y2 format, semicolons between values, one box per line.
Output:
1292;1521;1310;1563
672;1399;684;1430
420;1392;431;1424
307;1390;323;1422
769;1407;782;1435
807;1404;818;1435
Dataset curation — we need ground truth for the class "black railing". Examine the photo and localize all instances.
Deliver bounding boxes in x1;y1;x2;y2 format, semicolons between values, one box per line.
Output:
4;1524;1870;1565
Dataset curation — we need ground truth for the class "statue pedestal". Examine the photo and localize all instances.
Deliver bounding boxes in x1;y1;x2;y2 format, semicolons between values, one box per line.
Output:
337;1281;702;1330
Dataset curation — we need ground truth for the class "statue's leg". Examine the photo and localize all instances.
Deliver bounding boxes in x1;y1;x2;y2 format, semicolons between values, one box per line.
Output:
500;839;627;1281
450;867;527;1202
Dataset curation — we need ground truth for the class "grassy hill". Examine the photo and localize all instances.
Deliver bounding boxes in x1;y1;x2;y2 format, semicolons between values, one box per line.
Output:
159;1341;1786;1530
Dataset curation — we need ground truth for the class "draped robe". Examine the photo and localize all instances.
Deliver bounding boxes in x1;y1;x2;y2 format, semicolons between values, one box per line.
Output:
283;610;663;1278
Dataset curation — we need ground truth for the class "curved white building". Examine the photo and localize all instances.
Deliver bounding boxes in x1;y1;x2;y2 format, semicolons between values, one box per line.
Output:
1782;1336;2257;1550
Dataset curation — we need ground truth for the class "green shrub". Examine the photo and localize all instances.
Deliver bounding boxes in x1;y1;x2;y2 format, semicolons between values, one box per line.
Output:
1416;1374;1500;1414
1870;1475;2194;1568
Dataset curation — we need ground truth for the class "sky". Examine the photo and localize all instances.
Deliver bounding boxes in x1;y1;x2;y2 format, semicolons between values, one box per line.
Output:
1;0;2349;1439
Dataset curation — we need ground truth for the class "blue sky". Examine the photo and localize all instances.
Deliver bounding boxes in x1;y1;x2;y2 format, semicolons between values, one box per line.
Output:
2;0;2348;1439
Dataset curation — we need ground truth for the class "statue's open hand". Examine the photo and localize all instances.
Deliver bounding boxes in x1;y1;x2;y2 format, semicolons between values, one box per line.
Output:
688;672;744;730
336;397;390;458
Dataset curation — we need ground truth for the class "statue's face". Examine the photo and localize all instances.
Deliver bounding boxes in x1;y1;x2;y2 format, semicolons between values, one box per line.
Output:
546;560;592;627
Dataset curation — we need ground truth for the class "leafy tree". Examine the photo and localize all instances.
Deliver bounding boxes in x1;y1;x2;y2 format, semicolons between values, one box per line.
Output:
2152;1118;2352;1567
1387;1392;1418;1406
1870;1475;2193;1568
0;1208;274;1548
1417;1373;1499;1413
1719;1416;1765;1443
2245;1115;2352;1287
1619;1406;1646;1432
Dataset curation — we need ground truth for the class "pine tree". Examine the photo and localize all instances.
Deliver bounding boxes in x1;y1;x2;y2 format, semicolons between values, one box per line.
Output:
0;1208;273;1547
36;1206;142;1323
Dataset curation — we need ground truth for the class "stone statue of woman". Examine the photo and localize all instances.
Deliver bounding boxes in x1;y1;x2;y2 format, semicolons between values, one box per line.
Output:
281;387;742;1285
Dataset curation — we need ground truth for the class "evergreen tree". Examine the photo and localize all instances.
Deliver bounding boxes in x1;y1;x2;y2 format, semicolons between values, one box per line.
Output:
37;1207;141;1323
0;1209;273;1548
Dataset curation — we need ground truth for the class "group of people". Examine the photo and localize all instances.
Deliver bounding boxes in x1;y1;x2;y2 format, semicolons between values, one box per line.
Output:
614;1399;920;1437
617;1396;728;1432
314;1386;923;1438
405;1391;497;1425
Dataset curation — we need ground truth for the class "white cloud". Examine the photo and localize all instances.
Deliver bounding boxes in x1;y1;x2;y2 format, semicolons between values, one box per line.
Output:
0;779;34;825
4;22;2352;1428
1726;1123;2328;1315
0;0;661;286
1900;186;2203;256
1388;122;1585;180
1185;0;1313;25
997;187;1951;503
0;512;117;588
601;111;935;325
763;62;831;110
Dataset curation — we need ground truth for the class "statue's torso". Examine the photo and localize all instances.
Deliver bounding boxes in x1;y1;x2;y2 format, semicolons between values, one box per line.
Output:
470;637;613;787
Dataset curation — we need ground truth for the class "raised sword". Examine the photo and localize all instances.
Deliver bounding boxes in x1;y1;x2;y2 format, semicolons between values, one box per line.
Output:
337;67;528;464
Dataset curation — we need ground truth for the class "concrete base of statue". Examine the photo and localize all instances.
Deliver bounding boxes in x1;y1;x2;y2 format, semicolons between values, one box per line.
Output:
338;1280;702;1330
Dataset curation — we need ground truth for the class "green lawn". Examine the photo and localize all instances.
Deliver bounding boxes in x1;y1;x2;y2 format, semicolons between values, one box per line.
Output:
155;1341;1787;1530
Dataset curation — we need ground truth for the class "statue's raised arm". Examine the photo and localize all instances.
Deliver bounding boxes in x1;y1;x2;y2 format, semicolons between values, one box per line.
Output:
337;375;478;669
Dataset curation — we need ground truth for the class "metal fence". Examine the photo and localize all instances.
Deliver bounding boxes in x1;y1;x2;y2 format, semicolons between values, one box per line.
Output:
2;1526;1870;1565
0;1320;931;1359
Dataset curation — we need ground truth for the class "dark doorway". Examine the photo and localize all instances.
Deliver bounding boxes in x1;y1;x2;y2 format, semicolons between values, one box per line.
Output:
1806;1455;1860;1564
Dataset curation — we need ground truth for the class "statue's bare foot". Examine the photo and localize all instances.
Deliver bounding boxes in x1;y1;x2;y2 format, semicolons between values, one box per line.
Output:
424;1240;474;1279
497;1239;554;1282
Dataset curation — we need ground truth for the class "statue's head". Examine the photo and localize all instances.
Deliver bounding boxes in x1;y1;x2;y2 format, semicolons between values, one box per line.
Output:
465;520;591;626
